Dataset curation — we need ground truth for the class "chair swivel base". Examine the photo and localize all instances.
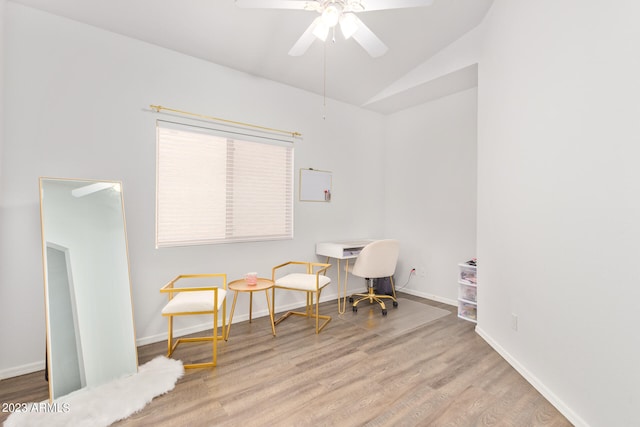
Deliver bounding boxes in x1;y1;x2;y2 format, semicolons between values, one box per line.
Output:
350;290;398;316
274;310;331;334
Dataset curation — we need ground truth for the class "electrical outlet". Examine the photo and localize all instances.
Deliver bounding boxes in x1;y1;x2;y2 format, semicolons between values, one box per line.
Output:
511;313;518;331
418;267;426;278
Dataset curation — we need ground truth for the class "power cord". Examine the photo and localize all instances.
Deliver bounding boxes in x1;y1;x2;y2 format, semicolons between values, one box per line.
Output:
395;268;415;292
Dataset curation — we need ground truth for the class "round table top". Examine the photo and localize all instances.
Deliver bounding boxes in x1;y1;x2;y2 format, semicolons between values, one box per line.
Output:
228;277;274;292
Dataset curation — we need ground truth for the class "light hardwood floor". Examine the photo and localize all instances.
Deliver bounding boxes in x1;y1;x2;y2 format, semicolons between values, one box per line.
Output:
0;294;572;426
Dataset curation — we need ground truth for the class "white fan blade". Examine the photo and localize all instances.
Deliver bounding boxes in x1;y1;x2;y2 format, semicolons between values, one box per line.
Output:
235;0;319;10
288;17;322;56
357;0;434;12
351;15;388;57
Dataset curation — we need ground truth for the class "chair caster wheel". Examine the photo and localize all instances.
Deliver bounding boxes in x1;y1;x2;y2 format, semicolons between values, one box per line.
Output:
352;306;358;312
393;301;398;307
382;309;388;316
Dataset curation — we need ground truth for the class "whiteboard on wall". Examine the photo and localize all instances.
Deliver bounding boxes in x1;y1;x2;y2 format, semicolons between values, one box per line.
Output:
299;169;332;202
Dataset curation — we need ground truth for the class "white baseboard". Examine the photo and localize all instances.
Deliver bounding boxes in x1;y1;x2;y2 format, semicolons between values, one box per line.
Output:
398;288;457;306
0;361;45;380
475;326;588;427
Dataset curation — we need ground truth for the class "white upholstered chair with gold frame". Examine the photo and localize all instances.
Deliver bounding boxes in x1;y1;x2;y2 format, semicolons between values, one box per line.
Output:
160;273;227;368
271;261;332;334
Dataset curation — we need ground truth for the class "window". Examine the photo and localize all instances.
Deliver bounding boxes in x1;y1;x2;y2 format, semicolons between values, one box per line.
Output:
156;120;293;247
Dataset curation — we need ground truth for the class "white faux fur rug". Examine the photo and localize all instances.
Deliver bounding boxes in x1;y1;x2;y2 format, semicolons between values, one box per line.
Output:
5;356;184;427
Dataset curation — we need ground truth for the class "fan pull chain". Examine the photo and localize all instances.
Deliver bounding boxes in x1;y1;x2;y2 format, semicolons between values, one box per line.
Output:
323;41;327;120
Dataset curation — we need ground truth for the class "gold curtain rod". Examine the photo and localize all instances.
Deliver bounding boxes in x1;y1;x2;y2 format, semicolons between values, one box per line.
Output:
150;105;302;138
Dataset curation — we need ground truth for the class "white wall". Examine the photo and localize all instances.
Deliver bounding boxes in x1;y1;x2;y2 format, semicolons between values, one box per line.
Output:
385;89;477;303
0;0;5;217
0;3;386;377
477;1;640;426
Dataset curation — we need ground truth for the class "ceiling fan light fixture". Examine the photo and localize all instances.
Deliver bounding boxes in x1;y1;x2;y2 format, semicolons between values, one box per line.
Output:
312;21;330;41
236;0;435;58
339;13;358;39
320;3;341;27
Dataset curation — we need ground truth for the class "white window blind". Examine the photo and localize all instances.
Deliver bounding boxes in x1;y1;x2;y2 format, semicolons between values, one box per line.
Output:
156;121;293;247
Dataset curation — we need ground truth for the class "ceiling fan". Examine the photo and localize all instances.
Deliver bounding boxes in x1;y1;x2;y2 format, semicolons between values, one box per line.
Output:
235;0;434;58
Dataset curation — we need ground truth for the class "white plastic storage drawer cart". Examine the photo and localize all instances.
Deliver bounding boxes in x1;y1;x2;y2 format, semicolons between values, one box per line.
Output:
457;263;477;323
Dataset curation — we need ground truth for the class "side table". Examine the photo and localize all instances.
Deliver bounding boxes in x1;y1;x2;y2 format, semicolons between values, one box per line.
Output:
226;277;276;339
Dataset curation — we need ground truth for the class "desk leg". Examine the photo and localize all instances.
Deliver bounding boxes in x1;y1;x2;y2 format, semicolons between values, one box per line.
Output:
344;259;350;308
264;289;276;336
333;258;351;315
226;291;239;340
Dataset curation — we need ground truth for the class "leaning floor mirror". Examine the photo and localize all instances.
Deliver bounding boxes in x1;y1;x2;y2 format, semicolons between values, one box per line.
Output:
39;177;138;401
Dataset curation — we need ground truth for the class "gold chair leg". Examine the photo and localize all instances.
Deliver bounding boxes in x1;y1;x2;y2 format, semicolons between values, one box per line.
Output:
264;289;276;336
174;334;225;369
167;316;174;357
350;277;398;315
314;289;331;333
213;310;218;366
165;313;226;369
273;290;331;333
226;291;239;340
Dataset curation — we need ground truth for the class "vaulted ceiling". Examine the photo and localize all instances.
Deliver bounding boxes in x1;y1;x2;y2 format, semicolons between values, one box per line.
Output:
9;0;494;114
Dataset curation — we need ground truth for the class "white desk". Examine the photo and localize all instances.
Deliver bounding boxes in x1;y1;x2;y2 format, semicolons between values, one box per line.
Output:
316;239;373;314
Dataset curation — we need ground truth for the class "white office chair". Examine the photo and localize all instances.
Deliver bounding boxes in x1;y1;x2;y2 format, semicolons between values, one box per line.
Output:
348;239;400;315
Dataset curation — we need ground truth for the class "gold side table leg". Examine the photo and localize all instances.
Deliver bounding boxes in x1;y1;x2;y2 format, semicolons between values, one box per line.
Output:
249;291;253;323
226;291;239;340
